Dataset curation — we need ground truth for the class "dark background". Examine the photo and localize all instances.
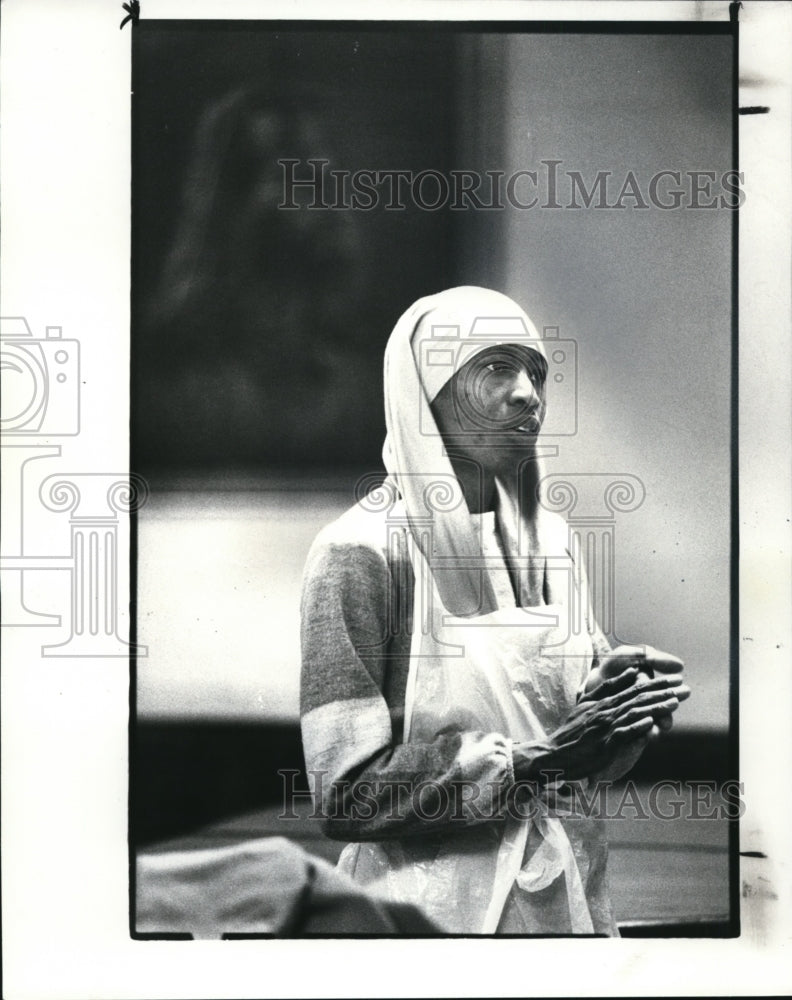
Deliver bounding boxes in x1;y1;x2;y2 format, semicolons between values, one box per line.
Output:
132;25;499;474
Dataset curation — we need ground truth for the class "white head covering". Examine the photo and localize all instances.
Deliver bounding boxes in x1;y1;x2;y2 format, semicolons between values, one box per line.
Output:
382;286;558;617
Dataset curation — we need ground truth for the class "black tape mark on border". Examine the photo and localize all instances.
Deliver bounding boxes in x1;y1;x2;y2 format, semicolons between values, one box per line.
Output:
120;1;140;31
738;106;770;115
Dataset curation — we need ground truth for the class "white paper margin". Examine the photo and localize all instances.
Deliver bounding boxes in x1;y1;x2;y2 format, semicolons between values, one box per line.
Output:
1;1;790;997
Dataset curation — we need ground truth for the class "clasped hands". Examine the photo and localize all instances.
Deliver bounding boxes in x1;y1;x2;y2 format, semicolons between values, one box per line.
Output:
512;645;690;784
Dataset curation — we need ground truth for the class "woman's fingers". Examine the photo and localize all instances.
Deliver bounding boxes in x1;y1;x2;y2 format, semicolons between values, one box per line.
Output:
637;676;690;700
612;698;679;730
667;680;691;701
644;646;685;675
603;645;686;680
634;693;681;717
597;647;646;679
580;666;639;702
603;675;687;712
603;696;680;738
610;715;654;741
555;660;690;778
655;714;675;732
583;669;690;721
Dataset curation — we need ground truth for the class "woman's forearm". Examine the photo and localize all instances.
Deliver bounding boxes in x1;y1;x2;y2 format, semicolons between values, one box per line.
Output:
317;729;514;842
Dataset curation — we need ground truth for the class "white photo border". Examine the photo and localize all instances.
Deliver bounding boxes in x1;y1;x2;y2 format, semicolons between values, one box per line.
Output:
2;1;790;997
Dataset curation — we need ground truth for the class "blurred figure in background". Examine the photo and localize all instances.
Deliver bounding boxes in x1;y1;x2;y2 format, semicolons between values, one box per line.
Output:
138;88;373;470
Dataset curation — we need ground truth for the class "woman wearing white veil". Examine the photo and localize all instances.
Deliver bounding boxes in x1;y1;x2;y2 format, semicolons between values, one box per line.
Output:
300;287;688;934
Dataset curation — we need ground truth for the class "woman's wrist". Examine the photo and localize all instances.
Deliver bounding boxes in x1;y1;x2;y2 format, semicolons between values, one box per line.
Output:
511;739;561;784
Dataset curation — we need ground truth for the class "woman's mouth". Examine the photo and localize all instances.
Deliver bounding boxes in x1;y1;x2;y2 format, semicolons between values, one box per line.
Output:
515;416;541;433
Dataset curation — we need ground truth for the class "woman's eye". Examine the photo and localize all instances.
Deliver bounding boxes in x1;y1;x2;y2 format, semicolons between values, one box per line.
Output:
484;361;516;374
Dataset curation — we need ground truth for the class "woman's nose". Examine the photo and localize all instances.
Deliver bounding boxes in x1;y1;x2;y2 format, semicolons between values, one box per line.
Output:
510;370;540;408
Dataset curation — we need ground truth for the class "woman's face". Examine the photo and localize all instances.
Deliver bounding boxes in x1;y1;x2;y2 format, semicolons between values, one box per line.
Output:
430;344;547;476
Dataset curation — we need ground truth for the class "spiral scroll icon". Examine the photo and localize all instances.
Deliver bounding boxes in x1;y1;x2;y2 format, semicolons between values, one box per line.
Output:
354;474;398;514
422;477;464;514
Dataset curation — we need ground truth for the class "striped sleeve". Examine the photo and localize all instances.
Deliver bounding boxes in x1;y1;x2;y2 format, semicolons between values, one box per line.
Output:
299;525;513;841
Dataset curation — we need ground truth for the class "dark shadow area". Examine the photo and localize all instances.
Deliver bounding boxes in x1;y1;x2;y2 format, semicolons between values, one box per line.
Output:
133;24;462;477
132;720;731;848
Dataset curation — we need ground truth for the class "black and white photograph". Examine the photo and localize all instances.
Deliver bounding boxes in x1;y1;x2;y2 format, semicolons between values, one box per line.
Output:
2;0;791;996
132;15;736;939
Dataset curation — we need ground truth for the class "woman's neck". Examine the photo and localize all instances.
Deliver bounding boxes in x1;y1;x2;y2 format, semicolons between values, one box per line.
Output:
447;456;497;514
